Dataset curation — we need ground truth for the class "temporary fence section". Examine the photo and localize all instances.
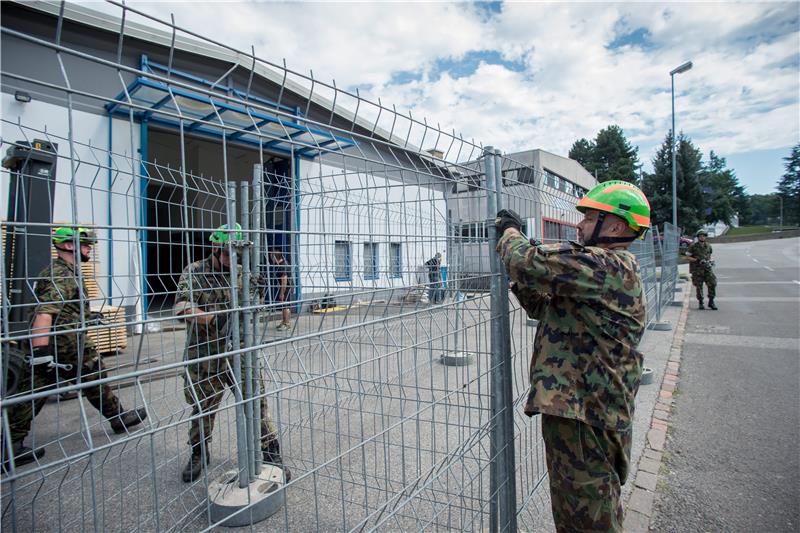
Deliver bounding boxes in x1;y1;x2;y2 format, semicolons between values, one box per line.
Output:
630;228;662;329
658;222;681;315
0;2;679;532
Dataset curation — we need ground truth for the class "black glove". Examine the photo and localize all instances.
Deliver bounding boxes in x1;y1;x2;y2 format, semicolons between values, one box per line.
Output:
31;345;54;360
495;209;522;234
28;345;56;373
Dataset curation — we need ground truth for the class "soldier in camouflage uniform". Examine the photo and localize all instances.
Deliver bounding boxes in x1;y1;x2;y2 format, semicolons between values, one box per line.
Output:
685;229;717;310
2;227;147;470
174;224;290;483
495;180;651;532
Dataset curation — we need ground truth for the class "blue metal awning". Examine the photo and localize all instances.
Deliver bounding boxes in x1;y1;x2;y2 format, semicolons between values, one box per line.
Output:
106;56;355;159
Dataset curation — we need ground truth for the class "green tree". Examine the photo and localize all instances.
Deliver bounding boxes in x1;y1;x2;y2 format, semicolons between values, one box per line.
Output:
568;138;597;176
593;125;640;185
700;151;748;225
568;125;640;184
742;194;780;226
642;132;704;234
776;143;800;225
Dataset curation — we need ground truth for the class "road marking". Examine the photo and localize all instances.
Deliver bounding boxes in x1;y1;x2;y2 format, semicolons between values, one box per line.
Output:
684;333;799;351
717;281;800;285
752;258;760;263
714;297;799;302
764;266;774;272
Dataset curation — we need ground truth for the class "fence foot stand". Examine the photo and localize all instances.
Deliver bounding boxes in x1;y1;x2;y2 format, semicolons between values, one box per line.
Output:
647;321;672;331
208;464;287;527
439;352;474;366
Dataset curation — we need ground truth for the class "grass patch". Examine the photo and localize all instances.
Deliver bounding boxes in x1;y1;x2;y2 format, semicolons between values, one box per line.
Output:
725;225;793;236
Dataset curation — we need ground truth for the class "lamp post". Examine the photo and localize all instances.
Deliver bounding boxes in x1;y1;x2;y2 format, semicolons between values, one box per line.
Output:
670;60;693;227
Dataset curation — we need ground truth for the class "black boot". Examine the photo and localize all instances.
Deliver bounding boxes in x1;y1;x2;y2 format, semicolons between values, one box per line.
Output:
182;445;210;483
708;299;718;310
2;442;45;469
109;407;148;434
262;440;291;482
698;299;705;310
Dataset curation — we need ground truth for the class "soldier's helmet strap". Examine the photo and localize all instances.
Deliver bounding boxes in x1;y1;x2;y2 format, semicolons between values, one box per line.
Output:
583;211;640;247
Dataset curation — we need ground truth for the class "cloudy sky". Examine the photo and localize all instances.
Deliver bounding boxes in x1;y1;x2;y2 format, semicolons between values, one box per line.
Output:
87;1;798;194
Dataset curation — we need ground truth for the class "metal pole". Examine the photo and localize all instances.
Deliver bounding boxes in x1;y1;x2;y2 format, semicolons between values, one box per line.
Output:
252;164;264;472
225;182;250;489
485;147;499;533
239;182;256;482
493;148;517;532
670;61;692;229
671;73;677;228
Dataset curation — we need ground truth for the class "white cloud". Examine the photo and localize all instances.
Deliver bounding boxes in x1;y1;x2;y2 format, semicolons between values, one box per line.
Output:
84;0;799;174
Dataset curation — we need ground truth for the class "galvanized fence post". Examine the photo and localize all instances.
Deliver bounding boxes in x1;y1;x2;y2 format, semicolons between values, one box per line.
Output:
251;165;263;473
493;148;518;532
239;182;256;482
486;147;516;532
224;182;250;488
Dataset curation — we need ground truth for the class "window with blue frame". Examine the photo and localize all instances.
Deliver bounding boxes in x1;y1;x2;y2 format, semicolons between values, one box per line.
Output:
334;241;352;281
389;242;402;278
364;242;379;280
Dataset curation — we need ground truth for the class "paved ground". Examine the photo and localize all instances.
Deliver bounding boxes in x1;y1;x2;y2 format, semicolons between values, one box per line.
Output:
651;237;800;532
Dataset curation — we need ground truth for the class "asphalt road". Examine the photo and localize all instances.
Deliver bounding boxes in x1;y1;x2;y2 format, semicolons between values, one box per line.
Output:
652;237;800;532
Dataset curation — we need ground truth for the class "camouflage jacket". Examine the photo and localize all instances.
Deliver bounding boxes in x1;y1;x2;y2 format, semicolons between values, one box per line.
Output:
32;256;95;354
497;231;646;433
510;282;550;320
174;256;261;360
686;241;713;274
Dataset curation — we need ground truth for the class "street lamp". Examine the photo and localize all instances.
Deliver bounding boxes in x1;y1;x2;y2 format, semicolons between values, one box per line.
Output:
670;60;692;228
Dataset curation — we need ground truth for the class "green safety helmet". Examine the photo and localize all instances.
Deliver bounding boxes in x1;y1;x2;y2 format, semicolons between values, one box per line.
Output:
696;229;708;237
52;226;97;245
209;223;242;244
576;180;651;233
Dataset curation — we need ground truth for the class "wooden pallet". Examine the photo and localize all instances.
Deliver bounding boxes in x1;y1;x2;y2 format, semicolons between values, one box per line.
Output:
88;304;128;354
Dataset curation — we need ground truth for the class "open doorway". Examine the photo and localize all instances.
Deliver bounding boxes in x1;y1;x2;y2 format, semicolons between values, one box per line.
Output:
144;128;293;315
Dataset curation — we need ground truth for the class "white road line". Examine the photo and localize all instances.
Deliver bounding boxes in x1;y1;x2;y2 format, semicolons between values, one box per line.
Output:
717;281;799;285
764;266;774;272
684;333;799;351
752;258;760;263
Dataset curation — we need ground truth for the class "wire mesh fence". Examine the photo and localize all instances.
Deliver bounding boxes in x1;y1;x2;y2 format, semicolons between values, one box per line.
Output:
630;228;660;327
658;222;681;316
1;2;678;532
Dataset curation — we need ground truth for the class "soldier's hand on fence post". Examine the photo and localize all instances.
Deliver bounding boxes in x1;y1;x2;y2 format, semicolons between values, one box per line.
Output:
495;209;522;235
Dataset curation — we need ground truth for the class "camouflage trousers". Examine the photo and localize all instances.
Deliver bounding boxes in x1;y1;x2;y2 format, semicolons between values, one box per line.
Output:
5;347;122;444
183;355;278;451
542;415;632;533
691;270;716;301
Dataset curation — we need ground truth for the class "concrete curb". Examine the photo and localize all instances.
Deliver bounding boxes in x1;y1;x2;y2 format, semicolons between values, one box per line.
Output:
623;287;691;532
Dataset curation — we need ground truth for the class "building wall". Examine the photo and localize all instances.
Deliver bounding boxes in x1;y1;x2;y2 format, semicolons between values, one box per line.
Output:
298;160;446;299
2;93;143;312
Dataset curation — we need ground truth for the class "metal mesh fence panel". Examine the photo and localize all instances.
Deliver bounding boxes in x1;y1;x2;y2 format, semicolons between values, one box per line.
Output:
659;222;680;315
629;228;659;328
1;2;674;531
